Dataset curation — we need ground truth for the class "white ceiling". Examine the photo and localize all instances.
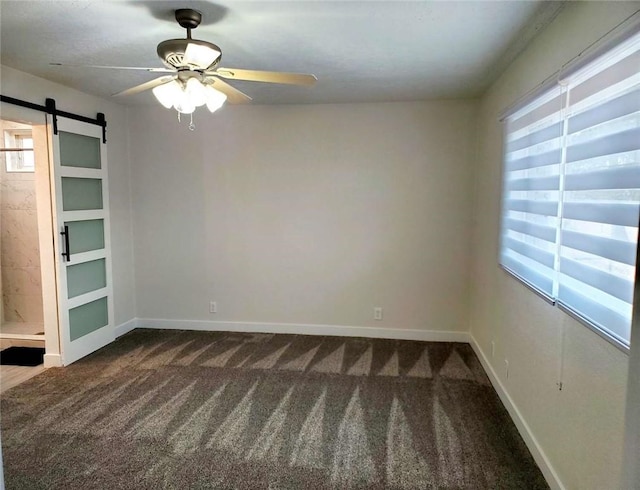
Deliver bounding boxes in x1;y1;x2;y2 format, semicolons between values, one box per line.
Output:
0;1;564;106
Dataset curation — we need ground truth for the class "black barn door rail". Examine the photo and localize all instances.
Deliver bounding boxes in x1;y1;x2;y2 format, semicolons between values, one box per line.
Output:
0;95;107;143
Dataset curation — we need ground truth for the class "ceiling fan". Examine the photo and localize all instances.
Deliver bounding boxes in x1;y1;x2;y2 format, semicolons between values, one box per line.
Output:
52;8;317;120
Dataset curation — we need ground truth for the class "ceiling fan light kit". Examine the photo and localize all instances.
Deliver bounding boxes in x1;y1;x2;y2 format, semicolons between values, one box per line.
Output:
51;8;317;130
151;78;227;115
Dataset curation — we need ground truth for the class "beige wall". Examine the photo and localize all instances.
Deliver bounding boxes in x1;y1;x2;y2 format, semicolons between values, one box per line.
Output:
0;121;43;325
470;3;638;489
128;100;477;334
0;65;136;327
623;277;640;487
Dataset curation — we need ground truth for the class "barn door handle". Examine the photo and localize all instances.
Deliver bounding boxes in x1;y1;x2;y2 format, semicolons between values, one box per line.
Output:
61;225;71;262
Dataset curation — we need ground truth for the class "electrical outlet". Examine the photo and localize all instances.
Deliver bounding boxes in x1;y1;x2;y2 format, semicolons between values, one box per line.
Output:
504;359;509;379
374;307;383;320
491;340;495;359
209;301;217;314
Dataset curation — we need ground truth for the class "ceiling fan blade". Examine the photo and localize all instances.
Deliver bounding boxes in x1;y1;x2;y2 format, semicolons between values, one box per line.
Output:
113;75;177;97
210;68;317;86
207;77;252;104
51;63;174;73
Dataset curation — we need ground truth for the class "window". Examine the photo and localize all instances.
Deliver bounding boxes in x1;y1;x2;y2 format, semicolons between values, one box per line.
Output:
3;129;35;172
500;30;640;350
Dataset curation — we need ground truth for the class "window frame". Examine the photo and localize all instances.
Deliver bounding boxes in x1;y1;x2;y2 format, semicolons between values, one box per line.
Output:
3;128;35;172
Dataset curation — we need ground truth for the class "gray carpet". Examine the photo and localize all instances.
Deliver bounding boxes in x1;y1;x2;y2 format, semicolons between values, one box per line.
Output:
1;329;548;489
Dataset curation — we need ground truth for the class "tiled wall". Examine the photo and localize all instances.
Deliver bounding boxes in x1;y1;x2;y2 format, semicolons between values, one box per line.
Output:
0;126;43;324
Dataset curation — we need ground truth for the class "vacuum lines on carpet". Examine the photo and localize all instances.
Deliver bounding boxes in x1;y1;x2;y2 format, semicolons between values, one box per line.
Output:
0;329;548;489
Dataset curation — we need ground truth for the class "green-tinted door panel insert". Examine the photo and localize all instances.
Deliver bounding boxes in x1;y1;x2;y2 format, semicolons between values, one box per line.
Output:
65;219;104;254
59;131;101;169
67;259;106;299
69;296;108;341
62;177;103;211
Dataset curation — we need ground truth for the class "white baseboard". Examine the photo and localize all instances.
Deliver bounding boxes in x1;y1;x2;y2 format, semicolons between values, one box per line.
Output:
43;353;62;368
136;318;470;343
469;335;564;490
115;318;138;338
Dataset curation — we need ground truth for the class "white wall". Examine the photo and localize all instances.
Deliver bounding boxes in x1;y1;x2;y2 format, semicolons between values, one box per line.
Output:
128;100;477;335
470;3;639;489
0;66;136;327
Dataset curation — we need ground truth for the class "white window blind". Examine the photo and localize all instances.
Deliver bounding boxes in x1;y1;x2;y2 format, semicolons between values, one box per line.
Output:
500;30;640;349
501;86;565;298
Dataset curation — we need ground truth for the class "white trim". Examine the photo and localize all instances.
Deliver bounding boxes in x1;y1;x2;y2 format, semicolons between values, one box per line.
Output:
0;334;44;341
469;334;564;490
59;167;102;179
65;249;106;265
67;288;108;309
115;318;138;338
43;353;62;368
36;124;61;363
62;209;105;222
136;318;470;343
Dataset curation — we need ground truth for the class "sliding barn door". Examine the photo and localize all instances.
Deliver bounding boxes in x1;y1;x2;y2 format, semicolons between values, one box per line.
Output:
48;116;114;365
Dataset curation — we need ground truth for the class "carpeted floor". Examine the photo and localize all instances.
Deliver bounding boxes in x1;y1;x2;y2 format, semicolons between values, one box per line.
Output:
1;329;548;489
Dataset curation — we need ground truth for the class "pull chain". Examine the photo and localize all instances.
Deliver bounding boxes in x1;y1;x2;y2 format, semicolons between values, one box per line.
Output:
175;111;195;130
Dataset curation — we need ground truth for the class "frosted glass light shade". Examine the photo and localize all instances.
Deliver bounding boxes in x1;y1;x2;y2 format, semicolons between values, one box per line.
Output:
205;85;227;113
186;78;208;107
152;77;227;115
152;81;182;109
174;91;196;114
184;43;221;69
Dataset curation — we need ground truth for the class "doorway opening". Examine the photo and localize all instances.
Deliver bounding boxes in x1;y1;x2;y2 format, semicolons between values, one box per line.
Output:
1;121;44;339
0;116;60;389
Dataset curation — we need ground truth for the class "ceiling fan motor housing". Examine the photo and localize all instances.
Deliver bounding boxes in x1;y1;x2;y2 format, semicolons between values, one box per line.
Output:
175;8;202;30
157;9;221;71
157;39;222;70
